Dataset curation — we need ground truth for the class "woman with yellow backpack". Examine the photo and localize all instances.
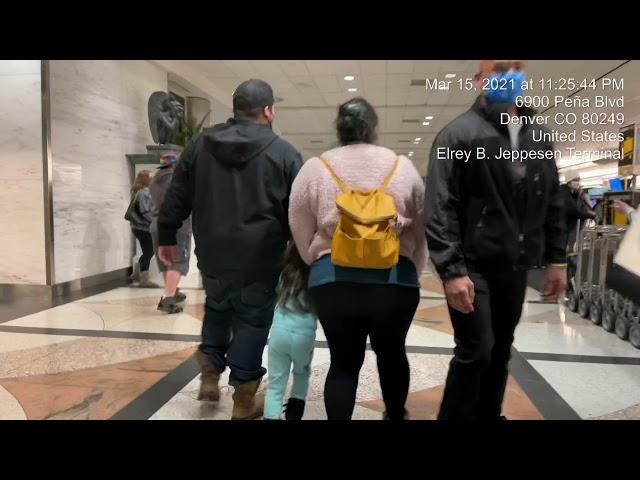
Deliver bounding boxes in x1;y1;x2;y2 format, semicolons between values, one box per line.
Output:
288;97;426;420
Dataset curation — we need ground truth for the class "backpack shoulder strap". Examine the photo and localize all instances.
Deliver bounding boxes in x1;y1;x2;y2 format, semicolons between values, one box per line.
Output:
320;157;349;193
380;158;401;193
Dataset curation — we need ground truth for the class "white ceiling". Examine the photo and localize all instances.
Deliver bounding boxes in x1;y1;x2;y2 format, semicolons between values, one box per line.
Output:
162;60;632;177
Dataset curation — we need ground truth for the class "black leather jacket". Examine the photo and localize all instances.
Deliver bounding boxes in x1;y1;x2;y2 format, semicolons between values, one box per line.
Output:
561;184;596;251
424;96;566;280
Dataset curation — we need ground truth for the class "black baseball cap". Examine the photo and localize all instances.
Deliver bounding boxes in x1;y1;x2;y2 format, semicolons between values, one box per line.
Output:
232;79;275;112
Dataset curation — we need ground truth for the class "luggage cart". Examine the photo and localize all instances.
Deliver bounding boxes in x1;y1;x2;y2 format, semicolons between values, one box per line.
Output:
615;301;640;340
599;228;630;332
604;293;630;333
566;208;640;349
566;218;583;312
566;223;591;314
590;228;626;325
582;227;607;320
629;308;640;349
568;226;601;319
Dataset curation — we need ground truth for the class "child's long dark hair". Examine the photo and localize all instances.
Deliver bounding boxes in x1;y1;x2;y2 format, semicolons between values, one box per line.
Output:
277;243;314;315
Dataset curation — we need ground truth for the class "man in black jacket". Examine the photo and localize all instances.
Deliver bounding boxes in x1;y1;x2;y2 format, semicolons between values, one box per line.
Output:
424;61;566;420
157;79;303;420
560;169;596;253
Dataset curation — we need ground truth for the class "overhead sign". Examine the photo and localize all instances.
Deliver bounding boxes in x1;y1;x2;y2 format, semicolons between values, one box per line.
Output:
619;124;640;175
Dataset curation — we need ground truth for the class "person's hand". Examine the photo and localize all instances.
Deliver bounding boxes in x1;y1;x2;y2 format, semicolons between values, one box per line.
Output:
444;275;475;314
158;246;177;266
612;200;633;215
543;265;566;302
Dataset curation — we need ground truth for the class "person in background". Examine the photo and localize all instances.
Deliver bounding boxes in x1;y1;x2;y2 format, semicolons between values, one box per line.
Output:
150;153;192;314
560;170;596;253
263;243;317;421
289;97;426;420
424;60;566;420
157;79;303;420
126;170;159;288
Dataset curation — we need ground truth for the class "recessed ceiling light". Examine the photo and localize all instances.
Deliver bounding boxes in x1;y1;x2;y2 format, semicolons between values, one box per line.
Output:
415;138;422;141
425;116;433;120
422;122;430;126
445;73;456;79
348;88;358;92
344;75;355;81
408;151;414;156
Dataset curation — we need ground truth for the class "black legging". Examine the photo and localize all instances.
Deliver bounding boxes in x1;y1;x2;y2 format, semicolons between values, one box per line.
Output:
309;282;420;420
132;228;154;272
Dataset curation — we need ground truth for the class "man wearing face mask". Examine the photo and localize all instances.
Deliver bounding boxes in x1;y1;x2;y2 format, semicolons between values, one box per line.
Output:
560;170;596;254
157;79;303;419
425;61;566;420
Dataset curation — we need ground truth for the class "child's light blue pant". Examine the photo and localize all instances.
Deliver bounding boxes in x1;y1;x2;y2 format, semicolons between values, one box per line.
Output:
264;328;316;419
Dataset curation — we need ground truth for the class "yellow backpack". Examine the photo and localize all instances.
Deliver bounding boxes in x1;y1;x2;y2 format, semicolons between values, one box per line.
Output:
320;156;401;269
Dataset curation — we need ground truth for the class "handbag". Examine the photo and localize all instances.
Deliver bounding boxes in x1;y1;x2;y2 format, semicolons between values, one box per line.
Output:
606;215;640;304
124;191;145;225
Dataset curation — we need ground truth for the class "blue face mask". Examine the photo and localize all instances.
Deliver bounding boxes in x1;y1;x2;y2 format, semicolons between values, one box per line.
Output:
484;70;527;105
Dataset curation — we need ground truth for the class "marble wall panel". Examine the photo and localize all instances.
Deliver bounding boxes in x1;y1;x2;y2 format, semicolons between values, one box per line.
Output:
0;61;46;284
50;61;168;283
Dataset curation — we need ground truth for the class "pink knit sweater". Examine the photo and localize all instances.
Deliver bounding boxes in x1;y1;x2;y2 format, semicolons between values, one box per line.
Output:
289;144;426;273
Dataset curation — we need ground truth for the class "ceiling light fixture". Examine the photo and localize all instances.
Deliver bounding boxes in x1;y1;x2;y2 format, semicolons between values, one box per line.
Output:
348;88;358;92
344;75;355;81
425;116;433;120
422;122;430;126
445;73;456;79
415;138;422;142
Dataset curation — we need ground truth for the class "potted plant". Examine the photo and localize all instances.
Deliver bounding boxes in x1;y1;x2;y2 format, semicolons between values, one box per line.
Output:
175;110;212;147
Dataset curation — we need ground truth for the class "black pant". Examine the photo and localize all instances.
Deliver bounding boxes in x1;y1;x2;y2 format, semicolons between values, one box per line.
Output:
310;283;420;420
438;270;528;420
132;228;154;272
200;274;279;386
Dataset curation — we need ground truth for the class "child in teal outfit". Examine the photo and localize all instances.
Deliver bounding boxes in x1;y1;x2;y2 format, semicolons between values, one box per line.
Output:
264;244;318;420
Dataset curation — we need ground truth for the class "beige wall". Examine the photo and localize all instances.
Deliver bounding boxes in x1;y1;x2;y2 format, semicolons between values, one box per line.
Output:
0;61;46;284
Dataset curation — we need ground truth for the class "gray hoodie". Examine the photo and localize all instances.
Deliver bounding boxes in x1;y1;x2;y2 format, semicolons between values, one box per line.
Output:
150;166;192;234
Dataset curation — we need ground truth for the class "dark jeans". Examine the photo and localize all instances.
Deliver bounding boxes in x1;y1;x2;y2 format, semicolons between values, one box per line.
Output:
132;228;154;272
439;270;528;420
310;282;420;420
200;274;279;386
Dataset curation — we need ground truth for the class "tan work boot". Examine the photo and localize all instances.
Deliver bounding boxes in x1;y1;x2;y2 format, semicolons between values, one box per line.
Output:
231;379;264;420
195;350;221;402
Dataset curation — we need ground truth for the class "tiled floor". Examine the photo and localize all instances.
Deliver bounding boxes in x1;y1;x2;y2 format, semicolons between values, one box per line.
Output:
1;271;639;420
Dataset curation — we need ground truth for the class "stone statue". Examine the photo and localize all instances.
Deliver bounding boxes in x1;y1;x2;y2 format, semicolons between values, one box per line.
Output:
148;92;185;145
